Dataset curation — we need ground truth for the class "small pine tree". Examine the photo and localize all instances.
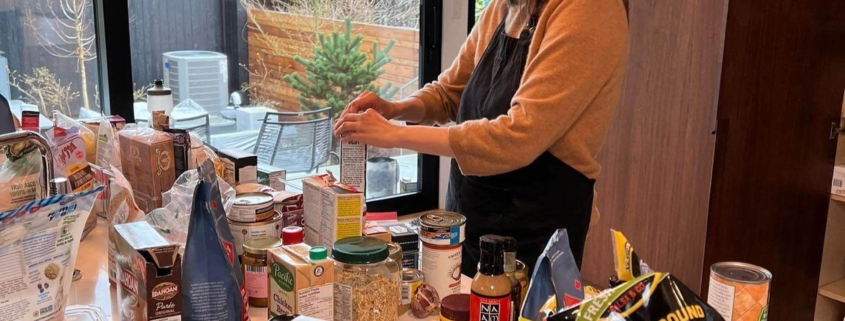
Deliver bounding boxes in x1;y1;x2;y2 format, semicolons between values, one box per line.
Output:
284;19;399;119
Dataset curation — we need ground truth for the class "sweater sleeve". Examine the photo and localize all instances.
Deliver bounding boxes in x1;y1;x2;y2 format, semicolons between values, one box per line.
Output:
449;0;628;176
408;0;501;125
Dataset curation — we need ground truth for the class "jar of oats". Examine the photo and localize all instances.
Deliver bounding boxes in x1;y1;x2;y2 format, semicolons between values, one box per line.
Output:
332;237;399;321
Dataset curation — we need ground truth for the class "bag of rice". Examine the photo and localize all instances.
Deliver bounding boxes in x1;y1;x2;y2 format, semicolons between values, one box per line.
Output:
0;187;103;321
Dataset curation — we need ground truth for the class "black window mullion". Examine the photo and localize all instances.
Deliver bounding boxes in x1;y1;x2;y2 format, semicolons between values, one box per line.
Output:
94;0;134;121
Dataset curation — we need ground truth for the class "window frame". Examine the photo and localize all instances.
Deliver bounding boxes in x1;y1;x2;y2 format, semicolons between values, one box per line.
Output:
100;0;442;215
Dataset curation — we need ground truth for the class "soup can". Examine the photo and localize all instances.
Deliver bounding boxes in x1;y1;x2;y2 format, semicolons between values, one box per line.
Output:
707;262;771;321
401;268;425;305
228;212;283;256
228;192;275;222
419;211;466;299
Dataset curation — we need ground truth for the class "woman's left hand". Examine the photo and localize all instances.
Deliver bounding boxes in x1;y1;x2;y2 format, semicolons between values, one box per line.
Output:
334;109;403;148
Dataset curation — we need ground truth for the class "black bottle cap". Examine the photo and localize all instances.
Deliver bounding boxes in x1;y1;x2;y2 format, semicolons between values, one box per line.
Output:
479;235;505;275
503;236;517;253
154;79;164;87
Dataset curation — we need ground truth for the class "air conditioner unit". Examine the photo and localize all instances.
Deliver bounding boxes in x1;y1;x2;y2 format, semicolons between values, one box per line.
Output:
162;51;228;115
0;51;10;100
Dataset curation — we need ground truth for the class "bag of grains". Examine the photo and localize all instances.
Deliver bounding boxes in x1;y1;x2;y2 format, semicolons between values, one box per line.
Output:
0;187;103;321
182;160;247;321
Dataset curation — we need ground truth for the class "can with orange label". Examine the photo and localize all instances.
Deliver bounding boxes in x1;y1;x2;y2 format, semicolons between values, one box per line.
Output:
707;262;771;321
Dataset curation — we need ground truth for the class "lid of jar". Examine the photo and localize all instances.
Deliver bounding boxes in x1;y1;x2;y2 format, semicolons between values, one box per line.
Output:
387;242;402;255
282;226;304;245
332;237;389;264
244;236;283;255
310;246;328;261
440;294;470;321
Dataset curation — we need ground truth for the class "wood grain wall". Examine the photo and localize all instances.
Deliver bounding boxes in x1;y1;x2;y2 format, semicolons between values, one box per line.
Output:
581;0;729;292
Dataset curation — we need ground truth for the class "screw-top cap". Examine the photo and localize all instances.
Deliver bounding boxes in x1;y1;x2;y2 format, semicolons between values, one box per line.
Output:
310;246;328;261
479;235;505;275
331;237;388;264
282;226;304;245
503;236;517;253
243;236;282;256
148;79;171;96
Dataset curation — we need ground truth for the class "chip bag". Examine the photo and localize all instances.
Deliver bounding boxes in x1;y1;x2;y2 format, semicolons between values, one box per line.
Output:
0;187;103;321
547;273;725;321
611;229;652;283
519;229;584;321
182;160;247;321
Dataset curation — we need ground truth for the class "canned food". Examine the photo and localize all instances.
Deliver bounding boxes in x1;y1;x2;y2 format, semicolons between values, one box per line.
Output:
420;211;466;298
228;212;283;256
235;183;275;194
228;192;275;222
419;211;466;246
401;268;425;305
707;262;771;321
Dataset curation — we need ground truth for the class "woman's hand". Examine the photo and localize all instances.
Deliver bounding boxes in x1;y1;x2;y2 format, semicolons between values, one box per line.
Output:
340;91;399;120
334;109;403;148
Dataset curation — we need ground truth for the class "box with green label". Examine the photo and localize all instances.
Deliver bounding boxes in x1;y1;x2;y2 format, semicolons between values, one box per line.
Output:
268;243;335;319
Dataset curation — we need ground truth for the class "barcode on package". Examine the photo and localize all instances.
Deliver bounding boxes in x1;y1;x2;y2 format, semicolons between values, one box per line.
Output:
835;179;843;187
246;265;266;273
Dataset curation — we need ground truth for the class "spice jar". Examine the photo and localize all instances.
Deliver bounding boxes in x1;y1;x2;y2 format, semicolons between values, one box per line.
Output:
387;242;403;308
282;226;304;245
242;236;283;307
332;237;399;321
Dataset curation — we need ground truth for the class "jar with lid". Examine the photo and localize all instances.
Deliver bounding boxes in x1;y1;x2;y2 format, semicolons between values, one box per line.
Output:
332;237;399;321
387;242;403;307
242;236;283;307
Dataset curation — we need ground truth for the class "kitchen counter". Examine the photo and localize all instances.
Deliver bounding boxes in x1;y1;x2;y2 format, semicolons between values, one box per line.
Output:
68;218;470;321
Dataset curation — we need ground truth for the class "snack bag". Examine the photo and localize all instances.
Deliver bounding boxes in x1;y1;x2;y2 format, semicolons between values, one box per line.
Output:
54;111;96;164
49;126;95;192
106;166;146;287
0;143;43;212
547;273;725;321
611;229;652;283
182;160;247;321
0;187;103;321
97;117;122;172
519;229;584;321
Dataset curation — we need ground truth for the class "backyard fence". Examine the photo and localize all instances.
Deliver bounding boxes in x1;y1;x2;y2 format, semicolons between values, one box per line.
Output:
246;9;420;112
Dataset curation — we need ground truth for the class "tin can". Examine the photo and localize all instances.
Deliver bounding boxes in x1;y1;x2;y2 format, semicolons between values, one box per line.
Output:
229;192;275;222
708;262;771;321
228;212;283;256
420;211;466;298
402;268;425;305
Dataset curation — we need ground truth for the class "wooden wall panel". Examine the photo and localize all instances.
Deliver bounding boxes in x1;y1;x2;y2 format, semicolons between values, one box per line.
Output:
582;0;728;292
702;0;845;318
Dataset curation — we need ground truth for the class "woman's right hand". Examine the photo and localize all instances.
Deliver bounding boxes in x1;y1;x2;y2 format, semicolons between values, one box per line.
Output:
341;91;400;120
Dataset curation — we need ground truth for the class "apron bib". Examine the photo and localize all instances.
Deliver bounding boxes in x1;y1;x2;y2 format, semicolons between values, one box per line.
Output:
446;14;595;276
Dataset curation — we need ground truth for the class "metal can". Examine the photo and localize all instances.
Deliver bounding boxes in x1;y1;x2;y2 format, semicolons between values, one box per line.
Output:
228;192;275;222
402;268;425;305
228;212;283;256
708;262;771;321
419;211;466;298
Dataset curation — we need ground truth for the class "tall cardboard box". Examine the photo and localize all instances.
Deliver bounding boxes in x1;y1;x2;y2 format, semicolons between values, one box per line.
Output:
119;128;175;213
301;175;363;251
268;244;334;319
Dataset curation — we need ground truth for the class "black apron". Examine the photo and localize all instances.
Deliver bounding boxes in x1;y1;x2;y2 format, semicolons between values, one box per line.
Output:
446;14;595;276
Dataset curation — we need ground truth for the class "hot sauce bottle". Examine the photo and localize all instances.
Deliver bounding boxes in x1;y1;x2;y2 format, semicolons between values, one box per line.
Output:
470;235;512;321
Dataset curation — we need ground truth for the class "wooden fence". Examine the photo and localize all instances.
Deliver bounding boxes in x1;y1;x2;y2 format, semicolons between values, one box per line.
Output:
246;10;420;112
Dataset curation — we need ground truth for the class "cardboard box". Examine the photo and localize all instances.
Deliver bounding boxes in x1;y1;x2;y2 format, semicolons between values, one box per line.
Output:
833;166;845;196
218;148;258;186
363;222;392;243
115;221;182;321
302;175;363;251
258;163;287;191
268;244;334;319
340;141;366;191
119;128;175;213
302;175;331;234
380;222;419;269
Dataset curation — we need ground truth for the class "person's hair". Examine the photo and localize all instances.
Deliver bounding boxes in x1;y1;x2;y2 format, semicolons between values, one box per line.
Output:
503;0;545;30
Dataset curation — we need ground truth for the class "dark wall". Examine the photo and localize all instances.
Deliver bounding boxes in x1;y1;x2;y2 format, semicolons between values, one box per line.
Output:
703;0;845;319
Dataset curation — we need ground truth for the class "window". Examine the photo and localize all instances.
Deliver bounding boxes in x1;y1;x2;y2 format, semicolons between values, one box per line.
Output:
104;0;441;214
0;0;103;120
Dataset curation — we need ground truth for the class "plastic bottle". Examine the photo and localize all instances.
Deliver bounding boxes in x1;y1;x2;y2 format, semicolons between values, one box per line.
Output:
503;237;522;321
147;79;174;115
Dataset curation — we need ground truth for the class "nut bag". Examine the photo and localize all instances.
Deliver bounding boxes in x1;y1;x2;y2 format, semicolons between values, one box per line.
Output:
182;160;247;321
0;187;103;321
519;229;584;321
547;273;725;321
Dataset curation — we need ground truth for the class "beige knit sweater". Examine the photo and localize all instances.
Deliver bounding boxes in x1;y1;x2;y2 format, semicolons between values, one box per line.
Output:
410;0;629;179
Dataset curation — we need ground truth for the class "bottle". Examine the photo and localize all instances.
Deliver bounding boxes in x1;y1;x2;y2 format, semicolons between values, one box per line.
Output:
147;79;174;115
503;237;522;321
470;235;512;321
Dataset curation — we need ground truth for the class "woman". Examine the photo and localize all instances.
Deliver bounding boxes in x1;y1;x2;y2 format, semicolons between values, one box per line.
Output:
335;0;629;275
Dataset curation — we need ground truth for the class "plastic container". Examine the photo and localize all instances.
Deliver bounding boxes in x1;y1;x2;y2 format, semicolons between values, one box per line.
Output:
332;237;399;321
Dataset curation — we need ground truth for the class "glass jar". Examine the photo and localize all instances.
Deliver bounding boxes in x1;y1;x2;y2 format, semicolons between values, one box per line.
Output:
242;236;283;307
332;237;399;321
387;242;403;307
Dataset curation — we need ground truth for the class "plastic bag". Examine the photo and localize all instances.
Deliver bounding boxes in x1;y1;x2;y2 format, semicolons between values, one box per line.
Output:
0;143;43;212
118;121;175;213
97;117;121;172
0;187;103;321
106;166;146;286
47;126;95;193
182;159;247;321
54;111;96;164
519;229;584;321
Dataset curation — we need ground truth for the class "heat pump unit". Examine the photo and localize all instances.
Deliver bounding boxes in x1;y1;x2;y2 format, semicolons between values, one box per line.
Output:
162;51;228;115
0;51;10;100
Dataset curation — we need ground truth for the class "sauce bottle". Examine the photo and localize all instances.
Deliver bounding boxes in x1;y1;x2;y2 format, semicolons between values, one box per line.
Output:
470;235;512;321
503;237;522;321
